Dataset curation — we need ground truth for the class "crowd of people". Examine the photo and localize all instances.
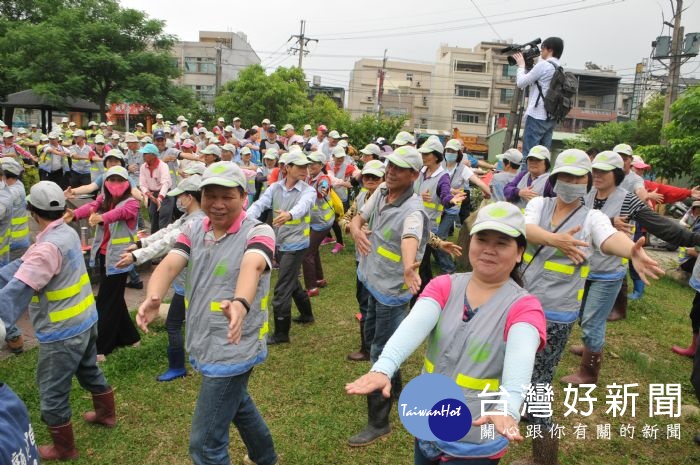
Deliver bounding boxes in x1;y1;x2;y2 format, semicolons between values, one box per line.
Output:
1;70;700;464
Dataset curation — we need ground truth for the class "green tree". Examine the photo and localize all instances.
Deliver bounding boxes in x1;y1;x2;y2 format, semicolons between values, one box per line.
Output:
340;114;408;147
0;0;182;114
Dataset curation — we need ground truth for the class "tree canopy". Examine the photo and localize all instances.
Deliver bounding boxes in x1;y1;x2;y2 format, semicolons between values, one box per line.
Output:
0;0;193;116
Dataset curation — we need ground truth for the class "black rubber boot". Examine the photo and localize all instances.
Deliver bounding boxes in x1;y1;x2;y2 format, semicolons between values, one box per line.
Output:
293;295;315;324
347;319;369;361
268;317;291;345
347;392;392;447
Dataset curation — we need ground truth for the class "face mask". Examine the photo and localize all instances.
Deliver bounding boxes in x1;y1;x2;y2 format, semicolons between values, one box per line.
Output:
176;196;188;213
554;180;587;203
445;153;458;163
105;180;129;198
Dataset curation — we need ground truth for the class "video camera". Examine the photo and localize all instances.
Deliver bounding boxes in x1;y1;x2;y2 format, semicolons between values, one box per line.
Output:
500;38;541;71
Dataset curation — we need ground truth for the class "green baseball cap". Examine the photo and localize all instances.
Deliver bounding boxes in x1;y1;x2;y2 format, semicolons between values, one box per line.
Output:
471;201;526;238
551;149;592;177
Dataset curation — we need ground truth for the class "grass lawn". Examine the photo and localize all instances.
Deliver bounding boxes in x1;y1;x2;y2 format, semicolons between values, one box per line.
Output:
1;238;699;464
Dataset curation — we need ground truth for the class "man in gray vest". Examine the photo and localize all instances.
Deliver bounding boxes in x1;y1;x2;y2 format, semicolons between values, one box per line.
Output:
0;181;114;461
348;145;429;447
491;148;523;202
137;162;278;465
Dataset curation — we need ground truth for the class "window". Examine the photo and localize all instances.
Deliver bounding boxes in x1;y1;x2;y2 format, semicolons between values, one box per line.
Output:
192;85;215;102
422;96;428;107
578;100;586;108
420;118;427;126
184;57;216;74
455;85;488;98
454;111;484;124
406;73;413;81
501;64;517;78
499;89;514;104
455;61;486;73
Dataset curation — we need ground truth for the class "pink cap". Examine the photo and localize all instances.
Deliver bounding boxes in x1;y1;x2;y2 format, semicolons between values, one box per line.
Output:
317;124;328;132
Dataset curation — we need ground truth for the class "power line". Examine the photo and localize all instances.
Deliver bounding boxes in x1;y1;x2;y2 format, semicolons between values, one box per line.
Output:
470;0;502;40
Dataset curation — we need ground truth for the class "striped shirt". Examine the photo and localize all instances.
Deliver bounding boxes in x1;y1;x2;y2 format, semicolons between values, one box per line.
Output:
592;192;646;219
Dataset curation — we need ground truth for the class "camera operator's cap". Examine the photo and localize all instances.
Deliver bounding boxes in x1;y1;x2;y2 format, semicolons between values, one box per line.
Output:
362;159;386;178
168;174;202;196
263;149;279;160
303;124;312;131
360;143;381;157
221;143;236;152
526;145;550;161
286;151;311;166
94;134;106;144
261;118;271;125
591;151;623;171
2;131;12;138
104;165;129;181
104;149;125;161
632;155;651;169
551;149;591;176
61;117;69;123
183;162;206;176
613;143;633;156
153;129;166;140
217;117;225;123
471;201;526;239
444;139;462;152
1;158;23;176
27;181;65;211
123;133;138;143
201;161;246;189
307;151;326;164
386;145;423;172
418;138;444;154
233;117;241;122
224;125;234;133
156;113;163;119
141;143;159;156
200;144;222;158
332;146;346;158
282;124;294;132
327;130;340;139
392;131;416;146
48;131;61;139
73;129;86;138
240;146;252;156
88;120;97;127
497;148;523;165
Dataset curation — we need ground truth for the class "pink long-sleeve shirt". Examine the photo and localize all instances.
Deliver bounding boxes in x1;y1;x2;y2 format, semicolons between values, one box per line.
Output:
74;196;139;254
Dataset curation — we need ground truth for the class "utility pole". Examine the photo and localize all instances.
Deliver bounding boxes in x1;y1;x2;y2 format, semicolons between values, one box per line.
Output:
662;0;684;130
215;43;222;95
289;20;318;71
376;49;388;115
502;86;523;153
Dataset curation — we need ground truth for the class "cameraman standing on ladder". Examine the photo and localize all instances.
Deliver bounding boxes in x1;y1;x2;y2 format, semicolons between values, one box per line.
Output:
514;37;564;163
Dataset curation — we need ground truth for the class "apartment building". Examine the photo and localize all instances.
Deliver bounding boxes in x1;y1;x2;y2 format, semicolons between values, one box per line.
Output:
347;59;432;128
171;31;260;111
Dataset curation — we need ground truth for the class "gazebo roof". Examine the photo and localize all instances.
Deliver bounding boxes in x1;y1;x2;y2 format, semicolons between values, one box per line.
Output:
0;89;100;112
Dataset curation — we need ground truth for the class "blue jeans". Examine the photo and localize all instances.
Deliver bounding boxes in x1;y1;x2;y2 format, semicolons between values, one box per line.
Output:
5;323;21;341
578;278;624;352
434;212;459;274
521;115;556;172
189;369;277;465
364;295;408;365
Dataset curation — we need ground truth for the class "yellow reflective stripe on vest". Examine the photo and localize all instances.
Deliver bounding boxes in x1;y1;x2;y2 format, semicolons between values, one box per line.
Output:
49;293;95;323
523;252;533;264
424;357;434;373
0;244;9;255
11;227;29;239
259;321;269;339
184;298;189;310
111;237;132;245
210;301;221;312
455;373;500;392
377;246;401;263
621;258;629;265
303;228;310;236
11;216;28;226
31;295;39;303
543;261;575;275
323;209;334;221
261;295;269;311
45;273;90;301
423;202;444;212
580;266;589;278
577;289;584;301
285;215;311;225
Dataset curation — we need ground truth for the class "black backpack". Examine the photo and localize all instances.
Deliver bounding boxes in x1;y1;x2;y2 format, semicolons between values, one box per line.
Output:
535;61;578;123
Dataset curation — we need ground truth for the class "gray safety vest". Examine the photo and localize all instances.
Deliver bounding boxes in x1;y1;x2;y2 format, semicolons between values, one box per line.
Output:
422;273;530;450
514;173;549;210
353;189;370;262
172;209;207;296
0;187;12;265
183;214;271;376
521;198;590;322
90;150;106;182
490;171;517;202
415;167;447;231
584;187;629;279
331;156;352;202
126;150;143;182
70;144;91;174
159;147;180;187
357;186;429;306
310;175;335;230
620;171;643;195
29;221;98;343
89;198;137;275
8;181;29;249
271;182;311;251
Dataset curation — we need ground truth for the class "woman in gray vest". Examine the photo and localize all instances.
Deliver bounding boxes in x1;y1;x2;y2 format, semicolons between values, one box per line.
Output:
521;149;663;464
67;166;141;361
347;202;548;464
503;145;553;210
137;161;278;465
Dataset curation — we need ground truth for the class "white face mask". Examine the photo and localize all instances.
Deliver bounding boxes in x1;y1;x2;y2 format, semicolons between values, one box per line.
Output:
554;180;587;203
176;196;189;213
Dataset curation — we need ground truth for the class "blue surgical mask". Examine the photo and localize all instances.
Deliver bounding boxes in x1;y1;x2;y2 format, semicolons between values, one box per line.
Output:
445;153;458;163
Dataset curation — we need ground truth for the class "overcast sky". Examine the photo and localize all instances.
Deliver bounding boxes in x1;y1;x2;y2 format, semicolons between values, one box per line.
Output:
120;0;700;90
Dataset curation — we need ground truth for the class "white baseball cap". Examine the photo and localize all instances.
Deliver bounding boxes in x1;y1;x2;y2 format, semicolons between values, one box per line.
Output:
591;151;624;171
471;202;526;238
27;181;65;211
360;143;381;157
392;131;416;146
168;174;202;196
527;145;551;161
201;161;246;189
361;160;385;178
613;143;633;156
551;149;592;177
386;145;423;172
418;138;444;154
497;148;523;165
